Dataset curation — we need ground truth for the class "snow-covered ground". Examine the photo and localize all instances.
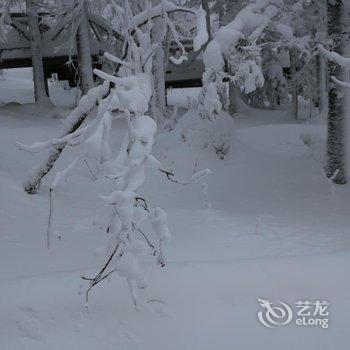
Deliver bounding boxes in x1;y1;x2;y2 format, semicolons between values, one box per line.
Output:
0;76;349;349
167;87;200;108
0;68;77;107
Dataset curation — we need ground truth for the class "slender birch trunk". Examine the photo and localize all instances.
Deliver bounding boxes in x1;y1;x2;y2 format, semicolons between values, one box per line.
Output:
76;2;94;95
201;0;211;40
26;0;51;105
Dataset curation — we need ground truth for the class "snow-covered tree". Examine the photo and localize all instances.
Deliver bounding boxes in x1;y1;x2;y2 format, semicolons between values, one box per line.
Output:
16;2;211;307
17;46;210;309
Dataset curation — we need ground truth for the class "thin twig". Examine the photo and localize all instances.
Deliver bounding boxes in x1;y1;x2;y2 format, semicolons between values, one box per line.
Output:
82;242;121;303
135;197;149;211
47;188;54;249
84;159;98;180
159;169;192;185
134;225;156;253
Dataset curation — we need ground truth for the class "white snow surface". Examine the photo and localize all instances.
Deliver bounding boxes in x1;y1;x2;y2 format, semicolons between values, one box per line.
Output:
0;91;350;348
0;68;77;107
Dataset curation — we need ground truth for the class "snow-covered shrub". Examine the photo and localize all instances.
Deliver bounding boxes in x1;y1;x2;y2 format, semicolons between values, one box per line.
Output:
174;109;235;159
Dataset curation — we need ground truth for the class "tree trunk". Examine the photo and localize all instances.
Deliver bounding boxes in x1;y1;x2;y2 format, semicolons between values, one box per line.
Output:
26;0;51;105
217;0;225;27
76;2;94;95
201;0;211;40
317;52;328;117
228;82;252;114
326;0;347;184
289;47;298;120
151;16;166;122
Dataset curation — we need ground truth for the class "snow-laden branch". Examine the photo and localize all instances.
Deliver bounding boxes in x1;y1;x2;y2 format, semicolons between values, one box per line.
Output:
16;79;115;156
103;52;135;69
93;68;120;85
18;80;110;194
318;44;350;68
331;76;350;89
159;168;211;185
16;125;89;154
